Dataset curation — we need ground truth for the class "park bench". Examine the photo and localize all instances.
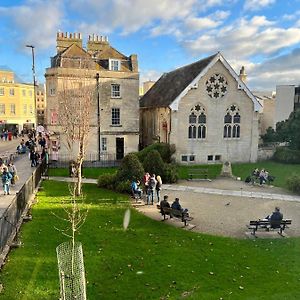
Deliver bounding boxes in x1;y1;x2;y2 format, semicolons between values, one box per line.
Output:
248;219;292;236
188;168;210;181
157;205;193;226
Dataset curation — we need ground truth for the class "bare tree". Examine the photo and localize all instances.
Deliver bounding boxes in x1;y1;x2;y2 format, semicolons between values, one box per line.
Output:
58;72;96;196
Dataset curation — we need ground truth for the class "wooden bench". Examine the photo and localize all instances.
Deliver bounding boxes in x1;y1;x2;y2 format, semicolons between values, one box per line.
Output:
188;168;210;181
157;205;193;226
248;219;292;236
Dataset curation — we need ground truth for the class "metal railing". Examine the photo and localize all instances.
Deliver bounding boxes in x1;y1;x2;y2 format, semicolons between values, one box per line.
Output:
0;158;47;259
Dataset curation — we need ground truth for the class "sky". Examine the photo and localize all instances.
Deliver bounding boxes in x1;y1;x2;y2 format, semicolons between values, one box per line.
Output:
1;0;300;91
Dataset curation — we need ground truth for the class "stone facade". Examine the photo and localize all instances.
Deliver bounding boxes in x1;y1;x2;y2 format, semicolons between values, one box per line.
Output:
45;32;139;161
140;53;261;164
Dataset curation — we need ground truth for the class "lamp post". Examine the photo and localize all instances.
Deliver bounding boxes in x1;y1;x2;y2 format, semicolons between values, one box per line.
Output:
95;73;101;161
26;45;37;128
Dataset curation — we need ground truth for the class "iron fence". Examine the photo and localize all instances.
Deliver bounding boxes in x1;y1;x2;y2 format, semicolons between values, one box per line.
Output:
0;159;47;259
49;153;121;168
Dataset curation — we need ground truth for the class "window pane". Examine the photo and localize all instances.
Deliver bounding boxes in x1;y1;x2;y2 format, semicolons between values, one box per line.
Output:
237;125;240;137
189;113;197;123
181;155;188;161
0;104;5;115
198;113;206;123
224;113;232;123
111;108;120;125
111;84;121;98
0;88;4;96
233;113;240;123
101;137;107;151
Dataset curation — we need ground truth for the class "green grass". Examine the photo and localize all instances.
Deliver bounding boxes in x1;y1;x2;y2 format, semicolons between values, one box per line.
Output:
177;164;222;180
232;161;300;189
1;181;300;299
48;167;117;178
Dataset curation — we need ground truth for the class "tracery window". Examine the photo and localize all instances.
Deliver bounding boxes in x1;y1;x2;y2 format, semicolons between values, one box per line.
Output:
205;74;228;99
223;105;240;138
188;104;206;139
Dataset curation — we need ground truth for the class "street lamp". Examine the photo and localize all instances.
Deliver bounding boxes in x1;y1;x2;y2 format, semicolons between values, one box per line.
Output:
26;45;37;128
95;73;101;161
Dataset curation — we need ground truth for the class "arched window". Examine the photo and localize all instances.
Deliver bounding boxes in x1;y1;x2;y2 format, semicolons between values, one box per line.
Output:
188;125;196;138
188;104;206;139
224;105;241;139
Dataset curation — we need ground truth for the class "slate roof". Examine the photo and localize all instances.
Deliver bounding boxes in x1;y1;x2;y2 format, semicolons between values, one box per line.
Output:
140;53;218;108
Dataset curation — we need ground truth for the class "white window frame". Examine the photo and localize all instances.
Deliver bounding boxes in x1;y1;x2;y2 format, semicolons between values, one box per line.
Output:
23;104;27;114
109;59;121;71
0;88;4;96
111;84;121;98
101;137;107;152
9;88;14;96
0;104;5;115
111;108;120;125
10;104;15;115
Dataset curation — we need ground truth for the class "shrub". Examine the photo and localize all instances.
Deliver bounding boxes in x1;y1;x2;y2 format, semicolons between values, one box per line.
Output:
137;143;176;163
115;180;132;194
163;163;178;183
143;150;165;178
116;153;144;182
286;174;300;194
273;147;300;164
97;173;117;190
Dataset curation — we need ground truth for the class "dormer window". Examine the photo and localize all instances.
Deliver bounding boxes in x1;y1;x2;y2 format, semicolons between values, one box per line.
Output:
109;59;121;71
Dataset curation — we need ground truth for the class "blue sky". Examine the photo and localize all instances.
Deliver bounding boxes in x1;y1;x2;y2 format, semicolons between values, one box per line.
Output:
1;0;300;90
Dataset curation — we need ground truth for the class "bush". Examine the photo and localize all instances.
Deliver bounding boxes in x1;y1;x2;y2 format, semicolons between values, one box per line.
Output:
137;143;176;163
97;173;117;190
286;174;300;194
143;150;165;178
163;163;178;183
273;147;300;164
116;153;144;182
115;180;132;194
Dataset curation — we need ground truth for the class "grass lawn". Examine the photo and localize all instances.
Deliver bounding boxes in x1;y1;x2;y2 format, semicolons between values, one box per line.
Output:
231;161;300;189
48;167;117;178
177;164;222;180
0;181;300;299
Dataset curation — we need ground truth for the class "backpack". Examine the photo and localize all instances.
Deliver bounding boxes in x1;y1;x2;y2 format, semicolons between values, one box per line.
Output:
149;178;156;189
2;172;11;183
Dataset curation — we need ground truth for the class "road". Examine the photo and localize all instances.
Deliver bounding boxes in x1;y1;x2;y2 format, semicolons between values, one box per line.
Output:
0;138;22;154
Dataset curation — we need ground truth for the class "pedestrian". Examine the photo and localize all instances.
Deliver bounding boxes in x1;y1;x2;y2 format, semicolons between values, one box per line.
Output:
8;162;17;185
30;150;37;167
2;167;12;195
143;172;150;194
146;174;157;205
156;175;162;203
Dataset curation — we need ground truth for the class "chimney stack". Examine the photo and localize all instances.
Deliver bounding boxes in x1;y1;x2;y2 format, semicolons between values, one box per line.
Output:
239;66;247;83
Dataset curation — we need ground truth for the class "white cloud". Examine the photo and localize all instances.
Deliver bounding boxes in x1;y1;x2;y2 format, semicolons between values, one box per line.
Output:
244;0;276;11
0;0;63;50
247;48;300;90
184;16;300;60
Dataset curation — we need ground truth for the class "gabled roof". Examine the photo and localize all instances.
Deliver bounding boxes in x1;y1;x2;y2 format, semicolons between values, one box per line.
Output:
140;53;217;108
140;52;262;112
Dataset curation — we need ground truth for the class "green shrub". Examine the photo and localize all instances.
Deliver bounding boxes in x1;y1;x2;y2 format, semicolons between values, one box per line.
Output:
273;147;300;164
97;173;117;190
116;153;144;182
143;150;165;178
137;143;176;163
163;163;178;183
115;180;131;194
286;174;300;194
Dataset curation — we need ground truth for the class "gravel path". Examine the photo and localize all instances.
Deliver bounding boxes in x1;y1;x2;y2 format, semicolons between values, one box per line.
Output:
135;178;300;238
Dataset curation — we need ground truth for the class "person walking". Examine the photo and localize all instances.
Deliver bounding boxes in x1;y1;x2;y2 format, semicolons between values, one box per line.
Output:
8;162;17;185
2;167;12;195
146;174;157;205
155;175;162;203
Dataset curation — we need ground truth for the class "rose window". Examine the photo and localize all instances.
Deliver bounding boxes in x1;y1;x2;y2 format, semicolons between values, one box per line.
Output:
205;74;228;99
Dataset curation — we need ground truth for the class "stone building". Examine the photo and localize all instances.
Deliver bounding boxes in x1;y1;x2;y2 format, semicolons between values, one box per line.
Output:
36;84;46;125
45;32;139;161
275;85;300;127
0;69;35;133
140;52;261;164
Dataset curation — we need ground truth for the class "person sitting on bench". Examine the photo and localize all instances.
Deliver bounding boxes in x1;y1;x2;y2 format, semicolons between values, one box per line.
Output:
160;195;171;215
131;180;142;198
171;198;189;214
267;206;283;228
